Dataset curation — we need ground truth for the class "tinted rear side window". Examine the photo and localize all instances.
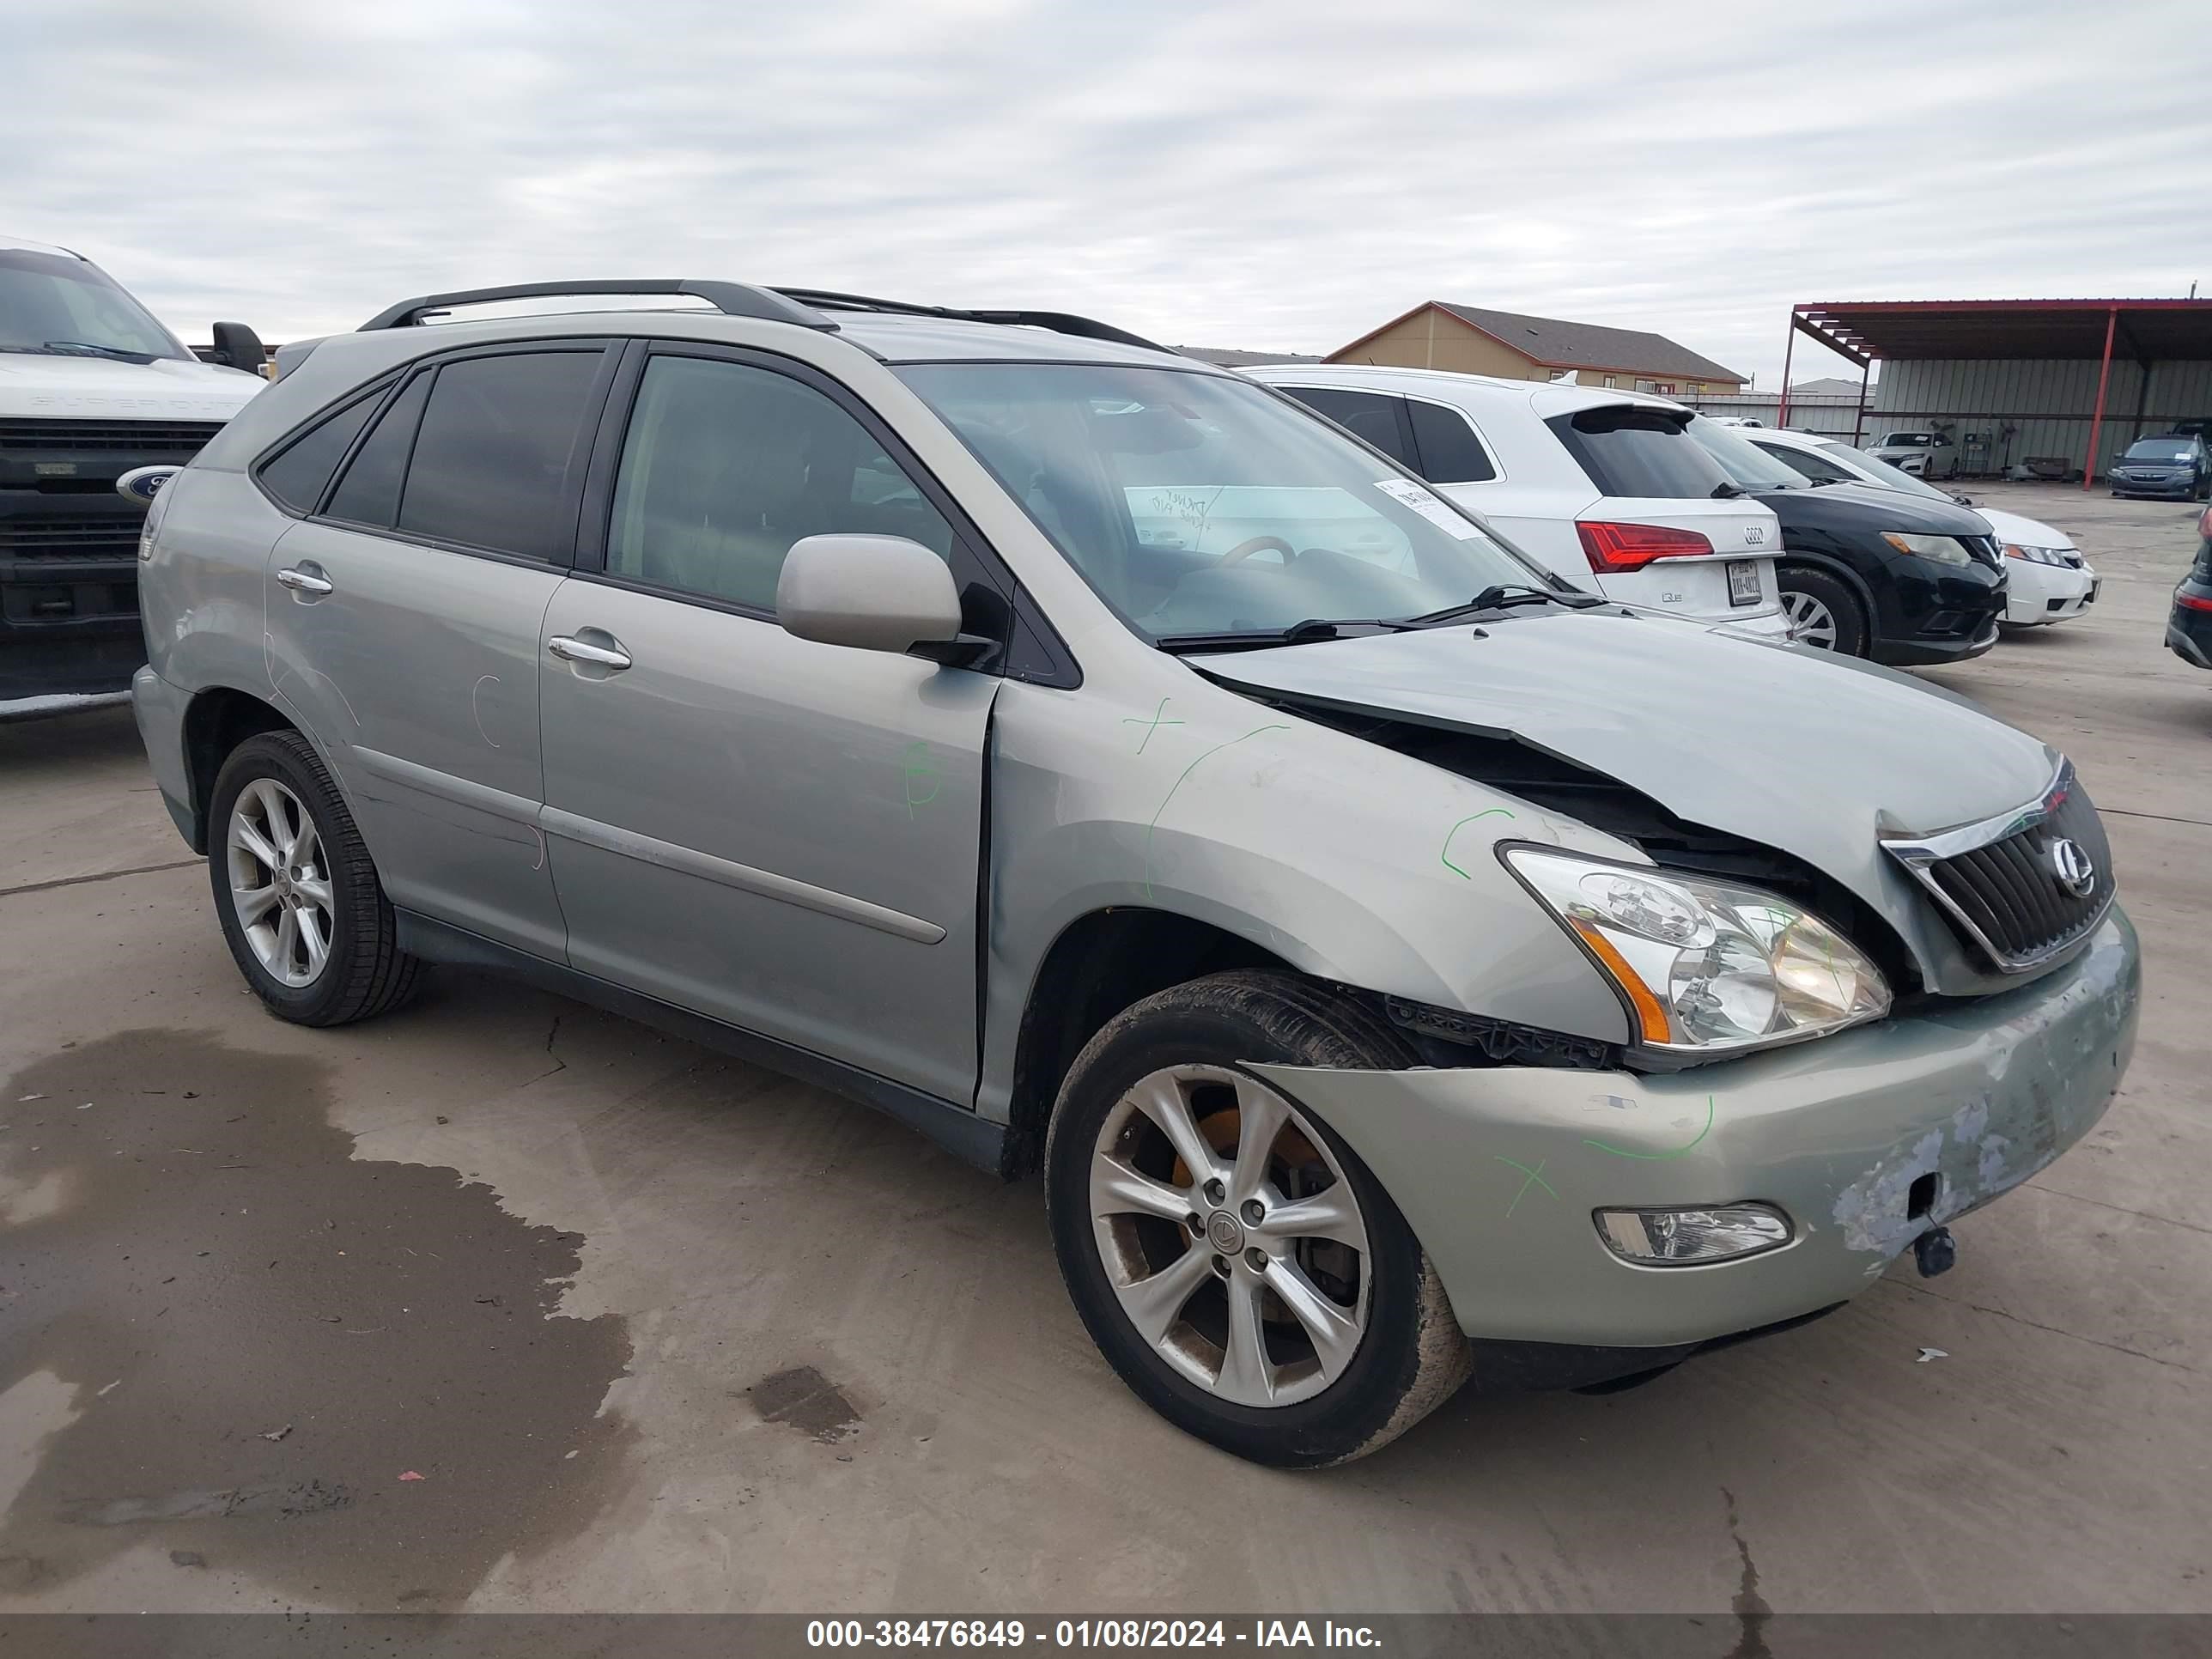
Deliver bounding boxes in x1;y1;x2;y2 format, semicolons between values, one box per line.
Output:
1405;400;1497;483
324;372;430;528
1753;440;1854;483
258;387;385;514
1546;406;1734;499
396;350;604;560
1279;387;1417;470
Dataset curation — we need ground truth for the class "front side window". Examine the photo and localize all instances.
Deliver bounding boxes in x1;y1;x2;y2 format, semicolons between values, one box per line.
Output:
898;362;1541;641
398;350;604;560
606;354;953;611
0;247;191;363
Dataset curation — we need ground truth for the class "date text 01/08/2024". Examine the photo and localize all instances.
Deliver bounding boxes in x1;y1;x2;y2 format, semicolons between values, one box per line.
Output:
805;1619;1382;1648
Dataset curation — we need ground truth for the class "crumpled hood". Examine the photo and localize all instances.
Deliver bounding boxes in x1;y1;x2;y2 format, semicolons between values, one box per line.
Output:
0;353;263;422
1194;610;2063;991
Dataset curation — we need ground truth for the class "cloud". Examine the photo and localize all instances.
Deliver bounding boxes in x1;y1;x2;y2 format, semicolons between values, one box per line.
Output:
9;0;2209;381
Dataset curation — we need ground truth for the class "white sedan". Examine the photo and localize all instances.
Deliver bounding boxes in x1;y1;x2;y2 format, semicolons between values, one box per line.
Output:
1746;428;2097;628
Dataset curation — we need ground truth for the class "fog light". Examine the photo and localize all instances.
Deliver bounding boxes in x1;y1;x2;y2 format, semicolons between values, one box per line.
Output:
1595;1205;1791;1265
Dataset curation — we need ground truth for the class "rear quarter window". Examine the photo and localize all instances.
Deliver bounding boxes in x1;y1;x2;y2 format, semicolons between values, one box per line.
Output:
256;386;386;514
1405;399;1497;483
1545;406;1734;499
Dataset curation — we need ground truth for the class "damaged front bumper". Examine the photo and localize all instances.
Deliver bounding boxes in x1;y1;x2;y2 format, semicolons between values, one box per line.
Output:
1254;908;2140;1353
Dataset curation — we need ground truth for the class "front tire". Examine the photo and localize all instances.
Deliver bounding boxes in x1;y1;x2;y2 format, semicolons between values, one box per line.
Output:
208;729;420;1026
1778;564;1869;657
1045;972;1471;1468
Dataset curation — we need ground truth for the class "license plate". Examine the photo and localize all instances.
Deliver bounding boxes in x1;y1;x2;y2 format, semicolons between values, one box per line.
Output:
1727;561;1762;607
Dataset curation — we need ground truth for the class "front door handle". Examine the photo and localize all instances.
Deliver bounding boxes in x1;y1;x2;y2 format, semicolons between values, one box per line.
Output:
548;634;633;671
276;566;333;597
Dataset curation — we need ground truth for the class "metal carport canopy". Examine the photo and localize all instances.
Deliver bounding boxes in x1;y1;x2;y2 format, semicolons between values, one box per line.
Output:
1791;299;2212;364
1783;298;2212;486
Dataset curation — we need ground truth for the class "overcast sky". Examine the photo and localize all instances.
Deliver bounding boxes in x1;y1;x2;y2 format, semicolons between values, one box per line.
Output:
10;0;2210;384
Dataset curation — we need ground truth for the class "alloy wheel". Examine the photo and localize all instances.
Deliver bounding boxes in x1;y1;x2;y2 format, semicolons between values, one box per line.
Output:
1782;591;1839;649
226;777;334;988
1088;1064;1370;1407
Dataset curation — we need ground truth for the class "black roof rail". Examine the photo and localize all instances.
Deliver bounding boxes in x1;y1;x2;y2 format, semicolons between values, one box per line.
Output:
358;279;837;332
771;289;1176;356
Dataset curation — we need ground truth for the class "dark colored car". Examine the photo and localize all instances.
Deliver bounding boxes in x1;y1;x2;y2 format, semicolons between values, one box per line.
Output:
2110;434;2211;501
2169;505;2212;671
1656;415;2007;664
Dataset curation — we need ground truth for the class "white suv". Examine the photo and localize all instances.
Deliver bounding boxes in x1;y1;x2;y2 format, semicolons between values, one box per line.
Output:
1246;365;1786;636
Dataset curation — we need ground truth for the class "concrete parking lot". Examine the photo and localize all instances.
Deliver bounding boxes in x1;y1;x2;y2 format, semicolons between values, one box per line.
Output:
1;483;2206;1616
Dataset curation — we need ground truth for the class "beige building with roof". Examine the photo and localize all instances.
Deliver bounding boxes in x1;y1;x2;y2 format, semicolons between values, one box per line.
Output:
1328;301;1747;398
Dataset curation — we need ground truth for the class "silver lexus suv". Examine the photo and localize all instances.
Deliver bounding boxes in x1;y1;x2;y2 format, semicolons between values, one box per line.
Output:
127;279;2139;1467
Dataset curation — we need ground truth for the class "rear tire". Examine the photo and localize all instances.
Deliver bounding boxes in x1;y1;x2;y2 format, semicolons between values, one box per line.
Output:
1045;971;1472;1468
208;729;420;1027
1778;564;1869;657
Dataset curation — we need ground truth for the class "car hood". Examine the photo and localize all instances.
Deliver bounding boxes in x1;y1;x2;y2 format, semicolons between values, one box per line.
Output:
2118;455;2191;470
1974;505;2075;552
1760;480;1991;535
1193;610;2061;994
0;352;264;422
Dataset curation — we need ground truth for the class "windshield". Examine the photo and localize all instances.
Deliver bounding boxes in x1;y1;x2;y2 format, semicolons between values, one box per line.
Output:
2124;441;2196;462
0;248;191;362
1881;433;1935;447
1818;441;1953;501
1681;415;1809;489
896;362;1548;640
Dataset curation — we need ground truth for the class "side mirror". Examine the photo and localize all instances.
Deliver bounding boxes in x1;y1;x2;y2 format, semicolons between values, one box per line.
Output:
117;464;182;503
210;321;267;377
777;535;980;662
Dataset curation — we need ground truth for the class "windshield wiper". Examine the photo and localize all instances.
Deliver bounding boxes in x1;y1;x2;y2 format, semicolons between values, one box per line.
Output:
1153;617;1419;653
1410;584;1607;626
39;340;158;362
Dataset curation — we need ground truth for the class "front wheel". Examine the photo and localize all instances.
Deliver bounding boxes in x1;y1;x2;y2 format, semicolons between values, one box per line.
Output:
1778;565;1869;657
1045;972;1471;1468
208;729;421;1026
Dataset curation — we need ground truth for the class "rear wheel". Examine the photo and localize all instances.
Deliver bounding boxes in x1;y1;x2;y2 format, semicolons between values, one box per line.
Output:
208;730;420;1026
1778;565;1869;657
1045;972;1471;1468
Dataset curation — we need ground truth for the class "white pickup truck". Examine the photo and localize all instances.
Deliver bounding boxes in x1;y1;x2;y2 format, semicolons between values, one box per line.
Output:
1;235;265;715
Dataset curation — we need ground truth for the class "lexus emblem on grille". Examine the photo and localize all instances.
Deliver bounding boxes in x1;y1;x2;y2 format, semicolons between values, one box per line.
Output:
2047;837;2096;898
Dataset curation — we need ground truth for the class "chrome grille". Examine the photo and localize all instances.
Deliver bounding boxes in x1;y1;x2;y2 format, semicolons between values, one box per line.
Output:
1883;764;2117;973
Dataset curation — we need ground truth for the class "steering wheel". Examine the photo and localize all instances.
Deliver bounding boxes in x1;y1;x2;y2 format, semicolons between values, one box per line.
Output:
1216;534;1298;568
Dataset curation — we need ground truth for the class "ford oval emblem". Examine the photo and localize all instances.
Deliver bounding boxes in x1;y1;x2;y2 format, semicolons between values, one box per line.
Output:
116;465;181;503
2047;837;2096;899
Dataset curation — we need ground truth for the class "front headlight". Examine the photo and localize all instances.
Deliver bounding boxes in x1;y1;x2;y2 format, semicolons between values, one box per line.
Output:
1504;849;1891;1058
1881;531;1970;564
2002;543;2071;566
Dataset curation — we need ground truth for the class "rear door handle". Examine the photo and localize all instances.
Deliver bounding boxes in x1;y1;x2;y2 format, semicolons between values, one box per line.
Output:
276;566;333;596
548;634;633;671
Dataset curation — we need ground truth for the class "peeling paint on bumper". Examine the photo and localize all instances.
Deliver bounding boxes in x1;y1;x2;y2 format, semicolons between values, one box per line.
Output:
1253;908;2140;1348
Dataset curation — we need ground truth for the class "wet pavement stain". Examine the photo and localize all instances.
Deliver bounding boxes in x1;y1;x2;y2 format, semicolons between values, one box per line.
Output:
747;1365;861;1443
0;1029;634;1607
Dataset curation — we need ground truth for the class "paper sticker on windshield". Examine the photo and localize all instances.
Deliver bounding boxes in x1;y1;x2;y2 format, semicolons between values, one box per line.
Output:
1373;477;1484;539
